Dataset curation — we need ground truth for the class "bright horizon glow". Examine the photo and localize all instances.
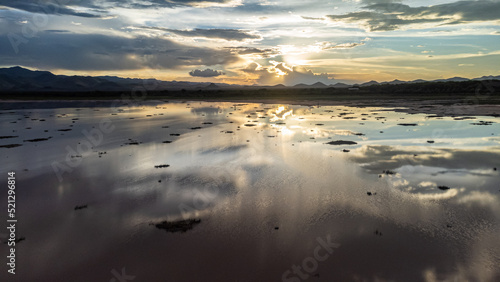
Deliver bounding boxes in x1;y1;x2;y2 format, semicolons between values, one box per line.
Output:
0;0;499;85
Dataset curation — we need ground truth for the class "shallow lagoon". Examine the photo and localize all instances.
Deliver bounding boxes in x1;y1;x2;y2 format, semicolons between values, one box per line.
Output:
1;101;499;281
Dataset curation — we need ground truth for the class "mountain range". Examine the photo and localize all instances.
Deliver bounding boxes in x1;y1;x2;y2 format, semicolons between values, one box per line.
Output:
0;66;232;92
0;66;499;92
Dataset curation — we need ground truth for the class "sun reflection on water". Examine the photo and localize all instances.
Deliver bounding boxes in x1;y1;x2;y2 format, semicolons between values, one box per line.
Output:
269;105;294;122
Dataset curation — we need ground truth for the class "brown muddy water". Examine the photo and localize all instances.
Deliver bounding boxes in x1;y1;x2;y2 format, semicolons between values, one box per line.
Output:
0;101;499;281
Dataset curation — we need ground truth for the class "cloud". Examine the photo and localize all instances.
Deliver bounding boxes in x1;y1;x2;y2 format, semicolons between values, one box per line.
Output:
136;26;260;41
189;68;224;77
225;46;281;58
148;0;240;8
242;61;335;86
268;40;367;56
0;0;241;16
0;0;103;18
327;1;500;31
316;41;366;50
44;29;71;33
0;32;240;71
241;62;262;72
301;16;325;21
327;9;441;32
457;191;500;209
361;0;402;4
349;145;500;174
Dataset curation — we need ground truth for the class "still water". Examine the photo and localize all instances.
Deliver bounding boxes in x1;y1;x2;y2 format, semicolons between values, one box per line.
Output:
0;101;499;281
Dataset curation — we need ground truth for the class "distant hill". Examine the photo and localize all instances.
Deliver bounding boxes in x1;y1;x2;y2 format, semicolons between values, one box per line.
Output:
383;79;406;85
474;75;500;81
310;82;328;88
0;66;233;92
292;82;329;88
360;80;379;87
205;83;219;89
331;82;352;88
432;77;469;83
0;67;121;92
1;66;499;93
271;84;286;88
0;66;54;79
361;79;500;95
292;83;309;88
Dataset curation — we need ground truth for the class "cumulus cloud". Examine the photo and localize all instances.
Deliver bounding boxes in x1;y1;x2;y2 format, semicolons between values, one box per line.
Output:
189;69;224;77
138;26;261;41
0;32;239;70
327;1;500;31
242;61;335;86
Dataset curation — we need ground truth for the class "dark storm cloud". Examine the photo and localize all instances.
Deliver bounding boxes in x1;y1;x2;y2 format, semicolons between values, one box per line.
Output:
138;26;261;41
148;0;235;6
327;1;500;31
0;0;237;17
44;29;70;33
189;69;224;77
168;29;260;41
111;0;237;9
0;31;239;70
0;0;103;18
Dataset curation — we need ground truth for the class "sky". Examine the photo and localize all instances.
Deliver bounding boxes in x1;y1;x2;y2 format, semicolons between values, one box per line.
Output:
0;0;499;85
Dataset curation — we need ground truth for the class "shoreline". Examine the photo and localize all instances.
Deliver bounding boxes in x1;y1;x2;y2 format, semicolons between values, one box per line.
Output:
1;98;500;117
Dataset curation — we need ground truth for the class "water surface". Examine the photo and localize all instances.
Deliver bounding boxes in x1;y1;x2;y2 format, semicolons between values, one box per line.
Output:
0;101;499;281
